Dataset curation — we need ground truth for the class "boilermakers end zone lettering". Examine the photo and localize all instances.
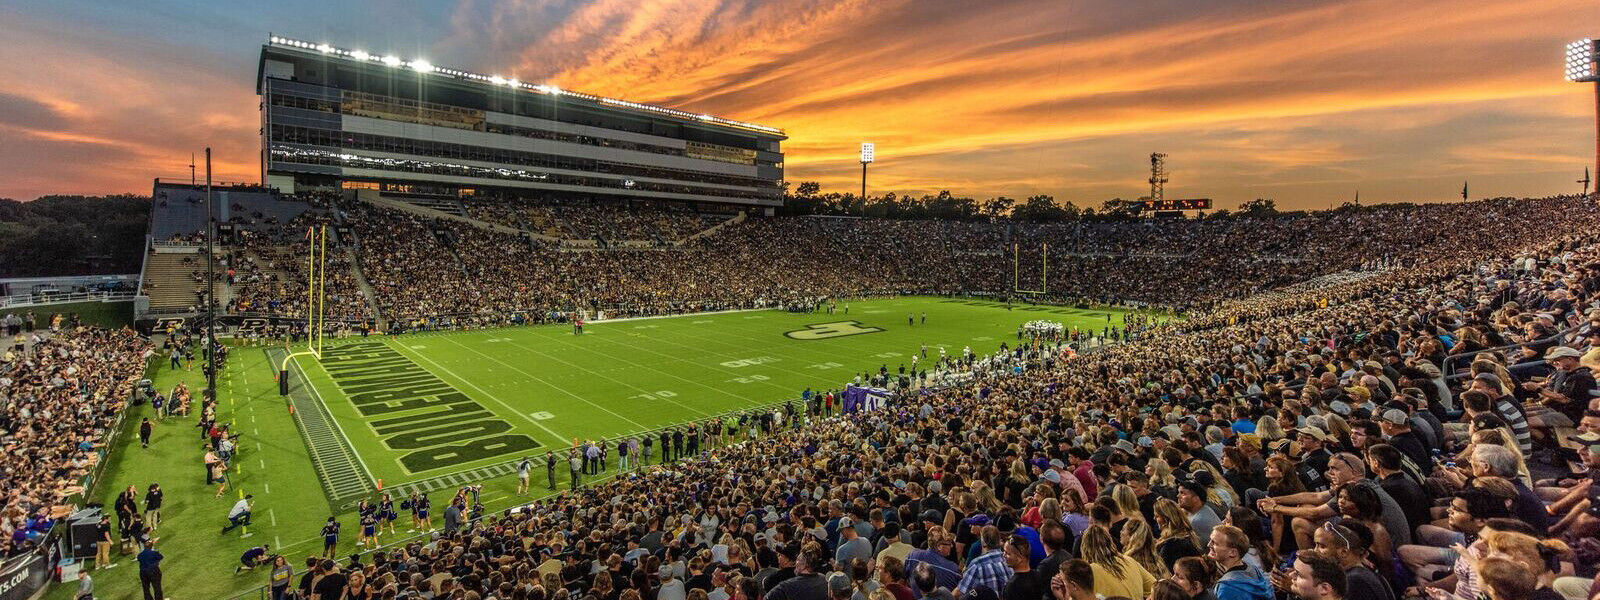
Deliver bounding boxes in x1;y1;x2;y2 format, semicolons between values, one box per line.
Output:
319;342;539;472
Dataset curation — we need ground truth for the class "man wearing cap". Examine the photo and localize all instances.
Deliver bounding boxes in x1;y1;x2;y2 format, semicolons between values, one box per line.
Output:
1547;432;1600;538
877;522;915;568
836;516;873;566
1377;408;1433;475
1177;478;1222;542
1523;346;1594;429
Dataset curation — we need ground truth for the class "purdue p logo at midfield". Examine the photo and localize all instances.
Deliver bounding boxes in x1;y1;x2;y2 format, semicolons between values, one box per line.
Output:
785;321;885;340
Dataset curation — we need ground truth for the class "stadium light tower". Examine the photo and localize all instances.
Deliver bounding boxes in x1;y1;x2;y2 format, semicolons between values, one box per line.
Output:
1568;38;1599;190
860;143;874;200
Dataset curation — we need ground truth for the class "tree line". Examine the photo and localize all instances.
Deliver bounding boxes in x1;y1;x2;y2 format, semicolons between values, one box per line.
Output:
0;195;150;277
779;182;1414;222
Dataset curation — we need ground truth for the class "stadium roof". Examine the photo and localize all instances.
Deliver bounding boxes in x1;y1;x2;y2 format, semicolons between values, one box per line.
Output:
264;35;785;136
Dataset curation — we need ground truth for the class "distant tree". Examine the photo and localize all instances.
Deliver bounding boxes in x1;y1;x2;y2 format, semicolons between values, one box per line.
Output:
1013;195;1068;222
981;197;1015;219
1095;198;1141;220
795;181;821;197
0;195;150;277
1238;198;1277;216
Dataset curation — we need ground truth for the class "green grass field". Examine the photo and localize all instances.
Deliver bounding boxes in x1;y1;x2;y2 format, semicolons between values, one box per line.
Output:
68;297;1138;600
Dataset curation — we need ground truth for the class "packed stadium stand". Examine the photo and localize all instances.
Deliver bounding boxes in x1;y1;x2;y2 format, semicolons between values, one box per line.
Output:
36;187;1591;600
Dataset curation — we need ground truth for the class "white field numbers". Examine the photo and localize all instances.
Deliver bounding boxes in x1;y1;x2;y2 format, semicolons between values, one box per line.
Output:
807;362;843;369
721;356;778;368
728;375;771;384
630;390;677;401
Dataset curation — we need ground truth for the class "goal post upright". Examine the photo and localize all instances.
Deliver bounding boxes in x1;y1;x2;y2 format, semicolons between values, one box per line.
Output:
1012;241;1049;296
280;224;329;395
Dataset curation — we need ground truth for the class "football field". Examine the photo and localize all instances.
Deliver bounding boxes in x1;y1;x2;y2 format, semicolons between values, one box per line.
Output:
287;296;1136;498
73;297;1140;599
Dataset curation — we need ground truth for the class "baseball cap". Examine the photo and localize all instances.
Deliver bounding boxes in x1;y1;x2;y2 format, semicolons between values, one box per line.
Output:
1571;432;1600;453
1114;439;1137;454
1048;458;1066;469
1041;470;1062;484
1295;426;1333;442
1473;372;1503;388
1328;400;1351;416
838;516;854;528
1545;346;1582;360
1380;409;1409;425
920;509;942;523
828;573;854;594
961;514;991;527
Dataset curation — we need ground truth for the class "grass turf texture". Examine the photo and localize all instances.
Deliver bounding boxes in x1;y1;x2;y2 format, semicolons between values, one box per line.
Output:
65;297;1140;599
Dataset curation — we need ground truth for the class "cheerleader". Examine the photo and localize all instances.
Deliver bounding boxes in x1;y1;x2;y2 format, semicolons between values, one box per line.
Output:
415;493;433;532
319;516;340;559
358;511;377;549
378;493;398;535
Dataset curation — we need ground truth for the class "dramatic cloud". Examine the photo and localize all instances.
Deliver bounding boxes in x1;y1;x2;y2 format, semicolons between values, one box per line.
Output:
0;0;1593;208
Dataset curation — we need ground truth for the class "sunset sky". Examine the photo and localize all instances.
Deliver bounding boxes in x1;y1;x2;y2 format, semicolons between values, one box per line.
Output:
0;0;1595;210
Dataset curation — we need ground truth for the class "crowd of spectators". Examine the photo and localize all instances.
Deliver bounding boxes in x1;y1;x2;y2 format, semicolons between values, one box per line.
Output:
0;326;151;558
254;195;1600;600
462;198;727;244
327;195;1598;328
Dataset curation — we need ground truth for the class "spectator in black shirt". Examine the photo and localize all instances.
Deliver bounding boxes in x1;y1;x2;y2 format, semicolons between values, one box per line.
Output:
1365;444;1428;537
1378;409;1433;475
1001;534;1041;600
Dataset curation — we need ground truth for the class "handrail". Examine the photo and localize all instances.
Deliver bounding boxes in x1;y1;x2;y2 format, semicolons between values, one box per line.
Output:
1441;323;1583;377
0;290;135;309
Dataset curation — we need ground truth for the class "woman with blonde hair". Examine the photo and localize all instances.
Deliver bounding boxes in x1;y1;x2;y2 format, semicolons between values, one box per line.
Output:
1110;484;1144;524
973;483;1003;515
1078;524;1155;599
1118;519;1167;579
1481;530;1570;600
1145;458;1177;497
1151;498;1202;571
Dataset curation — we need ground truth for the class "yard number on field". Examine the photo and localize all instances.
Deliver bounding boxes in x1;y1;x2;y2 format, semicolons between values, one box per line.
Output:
785;320;885;340
808;362;844;370
529;411;554;420
721;356;778;368
630;390;677;401
728;375;771;384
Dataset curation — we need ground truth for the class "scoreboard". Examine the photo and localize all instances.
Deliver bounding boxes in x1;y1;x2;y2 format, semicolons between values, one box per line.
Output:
1140;198;1211;211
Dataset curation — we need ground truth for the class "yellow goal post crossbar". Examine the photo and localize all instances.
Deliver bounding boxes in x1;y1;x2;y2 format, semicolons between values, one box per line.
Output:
279;224;329;395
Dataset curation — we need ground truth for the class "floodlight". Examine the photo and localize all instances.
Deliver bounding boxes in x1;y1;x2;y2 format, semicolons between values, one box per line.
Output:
316;43;333;54
411;60;434;73
489;75;506;86
1568;38;1597;82
860;142;875;164
351;50;369;61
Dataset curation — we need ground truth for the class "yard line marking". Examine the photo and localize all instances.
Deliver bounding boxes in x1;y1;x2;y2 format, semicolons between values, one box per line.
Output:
529;334;777;411
275;535;282;549
264;482;271;494
437;337;649;428
388;340;573;442
259;458;266;469
269;509;277;526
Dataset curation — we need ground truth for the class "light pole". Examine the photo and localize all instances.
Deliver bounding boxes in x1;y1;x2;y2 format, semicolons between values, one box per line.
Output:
1568;38;1599;192
204;147;217;399
860;142;874;200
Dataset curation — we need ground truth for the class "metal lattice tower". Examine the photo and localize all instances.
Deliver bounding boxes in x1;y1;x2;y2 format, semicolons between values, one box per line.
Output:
1148;153;1168;202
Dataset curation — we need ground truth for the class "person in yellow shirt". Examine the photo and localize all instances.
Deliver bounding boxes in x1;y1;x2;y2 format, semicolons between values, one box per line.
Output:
1077;524;1154;599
